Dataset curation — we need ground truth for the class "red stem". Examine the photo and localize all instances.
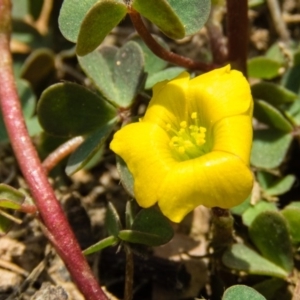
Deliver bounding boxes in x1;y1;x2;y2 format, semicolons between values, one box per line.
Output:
42;136;84;173
0;1;107;299
128;8;218;72
226;0;248;76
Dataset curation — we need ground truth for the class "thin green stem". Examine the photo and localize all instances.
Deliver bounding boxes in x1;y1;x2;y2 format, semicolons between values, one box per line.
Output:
226;0;248;75
0;1;107;299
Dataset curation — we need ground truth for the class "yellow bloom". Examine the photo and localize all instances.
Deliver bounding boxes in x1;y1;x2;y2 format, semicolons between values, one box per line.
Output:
110;65;253;223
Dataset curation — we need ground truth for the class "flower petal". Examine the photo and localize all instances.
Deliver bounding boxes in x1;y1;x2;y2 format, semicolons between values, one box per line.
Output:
158;151;253;223
189;65;252;127
212;114;252;164
143;72;190;129
110;122;176;207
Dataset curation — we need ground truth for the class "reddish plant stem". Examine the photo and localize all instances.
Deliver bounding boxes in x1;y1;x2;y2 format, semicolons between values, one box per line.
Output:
226;0;248;76
42;136;84;173
128;8;218;72
0;1;107;299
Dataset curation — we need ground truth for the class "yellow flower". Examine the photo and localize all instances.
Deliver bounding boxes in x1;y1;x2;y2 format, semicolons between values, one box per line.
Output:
110;65;253;223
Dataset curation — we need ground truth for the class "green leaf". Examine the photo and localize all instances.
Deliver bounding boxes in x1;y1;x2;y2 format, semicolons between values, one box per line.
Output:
78;42;145;107
12;0;29;18
76;0;127;56
132;0;210;39
0;185;26;235
265;43;285;64
132;0;185;39
105;202;122;237
248;57;282;79
257;171;274;190
253;278;286;300
66;121;116;175
222;244;288;278
0;214;13;236
37;82;117;137
265;174;296;196
242;201;278;227
116;156;135;198
83;236;118;255
251;82;297;106
131;35;169;75
231;196;251;216
58;0;98;42
145;67;186;89
99;46;118;73
20;48;55;90
254;100;293;132
282;206;300;244
251;129;292;169
222;285;266;300
118;207;174;246
78;48;118;103
281;50;300;94
112;41;145;107
167;0;211;36
284;98;300;125
0;184;25;208
249;211;293;273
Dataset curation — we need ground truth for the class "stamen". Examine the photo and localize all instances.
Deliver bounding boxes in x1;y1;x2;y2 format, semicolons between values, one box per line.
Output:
166;112;207;159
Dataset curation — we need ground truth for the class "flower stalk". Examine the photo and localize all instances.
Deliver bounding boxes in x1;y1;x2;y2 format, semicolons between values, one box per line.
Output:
226;0;248;75
0;1;107;299
128;8;218;72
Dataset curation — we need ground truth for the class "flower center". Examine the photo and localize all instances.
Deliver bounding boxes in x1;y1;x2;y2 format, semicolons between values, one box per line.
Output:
166;112;207;160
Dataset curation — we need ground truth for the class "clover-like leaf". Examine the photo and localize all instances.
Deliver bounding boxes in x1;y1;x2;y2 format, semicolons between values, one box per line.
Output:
118;207;173;246
132;0;184;39
222;285;266;300
0;184;26;235
242;201;278;227
252;82;297;106
79;42;145;108
58;0;98;42
78;47;118;103
265;174;296;196
249;211;294;274
254;100;293;132
20;48;55;90
145;67;186;89
253;278;286;300
0;184;25;209
37;82;117;137
282;203;300;244
66;121;116;175
112;41;145;107
281;50;300;93
132;0;210;39
222;244;288;278
76;0;127;56
251;129;292;169
131;35;169;75
248;57;282;79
